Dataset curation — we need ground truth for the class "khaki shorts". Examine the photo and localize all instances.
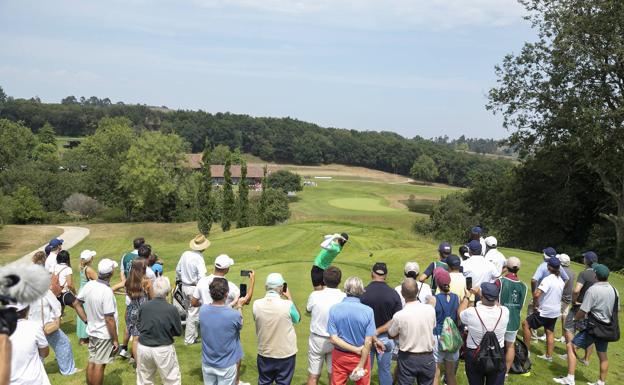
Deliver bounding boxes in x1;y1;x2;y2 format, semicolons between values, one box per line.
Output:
88;337;116;364
561;302;570;320
308;333;334;375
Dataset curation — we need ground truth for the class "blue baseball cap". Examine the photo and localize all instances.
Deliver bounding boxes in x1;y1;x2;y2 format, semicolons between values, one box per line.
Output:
49;238;64;247
471;226;483;234
480;282;500;301
582;251;598;264
468;240;482;254
152;263;163;275
438;242;452;254
543;247;557;258
547;256;560;269
446;255;461;268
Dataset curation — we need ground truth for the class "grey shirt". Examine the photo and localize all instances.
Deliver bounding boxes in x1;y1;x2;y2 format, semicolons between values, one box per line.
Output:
561;266;575;304
580;282;619;323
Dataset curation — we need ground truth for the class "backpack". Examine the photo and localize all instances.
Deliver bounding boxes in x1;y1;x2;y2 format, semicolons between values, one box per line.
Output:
471;307;505;374
510;338;532;374
50;266;68;297
436;293;462;353
587;287;620;342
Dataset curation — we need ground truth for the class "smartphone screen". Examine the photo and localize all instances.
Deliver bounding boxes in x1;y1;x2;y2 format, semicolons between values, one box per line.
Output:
466;277;473;291
240;270;251;277
240;283;247;298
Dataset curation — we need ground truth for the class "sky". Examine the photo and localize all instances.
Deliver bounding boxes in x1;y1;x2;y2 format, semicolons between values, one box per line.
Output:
0;0;535;139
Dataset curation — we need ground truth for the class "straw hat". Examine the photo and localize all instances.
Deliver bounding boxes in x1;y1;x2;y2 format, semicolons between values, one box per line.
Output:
189;234;211;251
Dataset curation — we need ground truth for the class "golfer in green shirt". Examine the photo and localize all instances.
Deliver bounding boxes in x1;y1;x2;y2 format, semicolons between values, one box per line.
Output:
311;233;348;290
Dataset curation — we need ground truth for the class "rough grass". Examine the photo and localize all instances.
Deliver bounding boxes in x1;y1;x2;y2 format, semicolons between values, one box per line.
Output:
0;225;62;264
328;198;396;212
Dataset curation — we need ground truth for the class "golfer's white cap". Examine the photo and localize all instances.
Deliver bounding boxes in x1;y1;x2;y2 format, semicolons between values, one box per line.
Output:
215;254;234;269
98;258;118;274
80;249;97;260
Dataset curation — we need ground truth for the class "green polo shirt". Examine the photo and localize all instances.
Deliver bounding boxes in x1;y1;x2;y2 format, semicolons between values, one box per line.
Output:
138;298;182;347
313;242;342;270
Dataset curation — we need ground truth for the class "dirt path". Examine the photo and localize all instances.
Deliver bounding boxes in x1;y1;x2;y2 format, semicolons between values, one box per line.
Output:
12;226;90;265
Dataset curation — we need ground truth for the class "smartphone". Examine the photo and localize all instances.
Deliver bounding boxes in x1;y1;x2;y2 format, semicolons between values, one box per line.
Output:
282;282;288;293
466;276;473;291
239;283;247;298
240;270;252;277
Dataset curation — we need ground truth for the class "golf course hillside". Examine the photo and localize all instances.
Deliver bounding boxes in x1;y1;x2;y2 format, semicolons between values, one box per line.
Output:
1;176;623;385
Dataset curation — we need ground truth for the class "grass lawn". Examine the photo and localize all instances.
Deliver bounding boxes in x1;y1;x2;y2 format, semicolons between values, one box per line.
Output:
4;177;623;385
0;225;62;264
328;197;397;212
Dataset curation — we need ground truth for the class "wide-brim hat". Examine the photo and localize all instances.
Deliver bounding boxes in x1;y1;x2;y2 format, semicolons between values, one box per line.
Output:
190;234;211;251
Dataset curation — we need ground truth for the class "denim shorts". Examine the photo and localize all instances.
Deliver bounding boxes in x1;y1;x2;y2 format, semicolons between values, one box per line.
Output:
572;330;608;353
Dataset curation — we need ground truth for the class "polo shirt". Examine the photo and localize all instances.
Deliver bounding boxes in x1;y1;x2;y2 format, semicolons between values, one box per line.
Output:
120;249;138;277
461;255;499;287
253;291;299;358
537;273;564;318
200;304;243;368
561;266;575;304
45;251;58;273
395;281;432;306
314;242;342;270
460;304;509;349
388;301;436;353
306;287;346;337
138;298;182;347
9;319;50;385
484;248;506;277
360;281;402;328
580;282;619;323
76;279;118;339
576;267;597;304
193;274;240;306
532;261;569;283
175;250;207;285
327;296;376;347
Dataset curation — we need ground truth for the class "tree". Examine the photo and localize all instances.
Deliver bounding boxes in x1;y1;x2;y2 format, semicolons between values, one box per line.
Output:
211;144;231;164
0;119;36;169
0;86;6;104
267;170;302;193
426;192;478;243
221;154;235;231
237;160;251;228
256;188;290;225
61;95;78;105
62;193;104;218
197;140;215;235
11;186;45;224
410;154;439;183
258;165;268;225
37;122;56;144
488;0;624;260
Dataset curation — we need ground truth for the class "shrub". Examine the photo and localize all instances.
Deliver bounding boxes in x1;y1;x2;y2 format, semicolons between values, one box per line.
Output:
11;187;46;224
267;170;302;193
62;193;104;218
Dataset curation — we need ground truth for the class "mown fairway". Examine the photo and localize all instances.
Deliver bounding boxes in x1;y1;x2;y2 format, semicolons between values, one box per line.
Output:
2;176;623;385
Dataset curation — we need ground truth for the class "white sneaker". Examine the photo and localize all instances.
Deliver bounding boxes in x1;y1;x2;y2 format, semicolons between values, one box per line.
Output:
557;336;567;343
538;334;547;341
587;381;605;385
553;376;575;385
580;359;590;366
558;353;568;360
238;382;251;385
119;349;130;359
538;354;553;362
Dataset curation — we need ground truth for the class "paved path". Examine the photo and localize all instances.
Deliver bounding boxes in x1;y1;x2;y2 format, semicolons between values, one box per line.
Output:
13;226;90;265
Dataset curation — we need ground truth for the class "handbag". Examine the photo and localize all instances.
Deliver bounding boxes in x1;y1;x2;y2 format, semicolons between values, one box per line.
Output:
587;287;620;342
41;299;60;335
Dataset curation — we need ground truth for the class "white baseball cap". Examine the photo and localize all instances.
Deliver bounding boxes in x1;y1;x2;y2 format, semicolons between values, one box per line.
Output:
80;249;97;260
266;272;285;288
214;254;234;269
485;236;497;247
404;261;420;275
557;253;571;267
98;258;118;274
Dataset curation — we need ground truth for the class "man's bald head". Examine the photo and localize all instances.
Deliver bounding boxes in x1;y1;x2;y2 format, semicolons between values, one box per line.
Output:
401;278;418;302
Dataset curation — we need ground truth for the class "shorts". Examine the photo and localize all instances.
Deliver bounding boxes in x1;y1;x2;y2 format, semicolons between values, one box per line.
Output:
526;312;557;332
308;333;334;375
561;302;570;319
88;337;116;364
432;335;459;363
58;292;76;306
572;330;608;353
311;265;325;287
564;306;579;332
504;330;518;343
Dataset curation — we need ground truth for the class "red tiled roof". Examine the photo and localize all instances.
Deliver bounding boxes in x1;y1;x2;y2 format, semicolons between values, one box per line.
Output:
185;154;264;178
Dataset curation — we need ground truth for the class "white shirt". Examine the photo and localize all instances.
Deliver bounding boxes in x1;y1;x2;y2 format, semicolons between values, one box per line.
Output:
460;303;509;349
77;280;118;339
193;274;240;306
52;263;72;292
461;255;499;287
537;273;564;318
306;288;346;337
484;248;506;277
9;319;51;385
45;251;58;272
176;250;207;285
388;301;436;353
395;282;433;306
146;266;156;281
28;290;62;326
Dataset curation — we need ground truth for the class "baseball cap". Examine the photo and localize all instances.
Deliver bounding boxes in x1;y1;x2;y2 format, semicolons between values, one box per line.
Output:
404;261;420;275
446;254;461;268
7;302;29;312
485;236;497;247
80;249;97;260
480;282;500;301
340;233;349;241
543;247;557;259
152;263;163;275
372;262;388;276
592;263;609;280
459;245;470;259
547;256;561;269
214;254;234;269
582;251;598;264
471;226;483;234
49;238;64;247
97;258;118;274
266;272;285;288
438;242;452;254
468;240;482;254
557;253;571;267
433;268;451;286
506;256;521;269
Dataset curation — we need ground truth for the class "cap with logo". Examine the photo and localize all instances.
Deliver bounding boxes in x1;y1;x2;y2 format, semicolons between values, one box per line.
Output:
438;242;452;254
214;254;234;269
372;262;388;276
543;247;557;259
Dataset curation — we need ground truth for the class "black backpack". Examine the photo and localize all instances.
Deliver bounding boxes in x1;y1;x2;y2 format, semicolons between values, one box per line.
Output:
510;338;532;374
472;307;505;374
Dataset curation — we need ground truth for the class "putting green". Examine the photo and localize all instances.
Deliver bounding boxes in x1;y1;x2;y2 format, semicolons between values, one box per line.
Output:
328;197;395;212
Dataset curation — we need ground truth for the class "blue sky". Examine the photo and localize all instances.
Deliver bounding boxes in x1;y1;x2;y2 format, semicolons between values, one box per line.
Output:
0;0;534;139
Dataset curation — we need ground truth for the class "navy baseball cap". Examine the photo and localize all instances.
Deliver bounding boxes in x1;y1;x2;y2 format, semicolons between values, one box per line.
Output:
547;256;561;269
480;282;500;301
582;251;598;264
468;240;482;254
49;238;64;247
438;242;452;254
446;254;461;268
471;226;483;234
543;247;557;258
